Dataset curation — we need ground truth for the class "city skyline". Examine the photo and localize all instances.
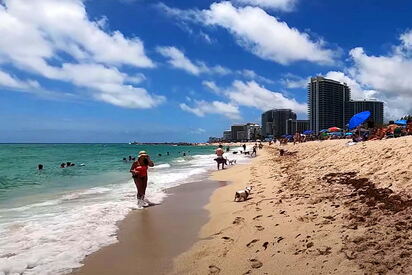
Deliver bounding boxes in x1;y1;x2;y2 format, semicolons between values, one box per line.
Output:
1;0;412;143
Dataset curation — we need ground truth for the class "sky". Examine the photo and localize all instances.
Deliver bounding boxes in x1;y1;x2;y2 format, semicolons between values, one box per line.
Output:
1;0;412;143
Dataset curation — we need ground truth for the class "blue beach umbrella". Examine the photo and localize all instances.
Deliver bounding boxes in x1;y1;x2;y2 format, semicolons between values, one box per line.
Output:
395;119;407;125
349;111;371;130
303;130;313;135
319;129;328;133
345;132;354;136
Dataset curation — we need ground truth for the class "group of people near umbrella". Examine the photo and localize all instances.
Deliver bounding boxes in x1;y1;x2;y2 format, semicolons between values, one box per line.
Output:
279;111;412;144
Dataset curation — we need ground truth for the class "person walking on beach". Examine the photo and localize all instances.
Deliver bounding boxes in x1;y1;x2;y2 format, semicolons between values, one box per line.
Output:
130;151;154;208
243;144;246;152
215;145;226;170
251;144;257;157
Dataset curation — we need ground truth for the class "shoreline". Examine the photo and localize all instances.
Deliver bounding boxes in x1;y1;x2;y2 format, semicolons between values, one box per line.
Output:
71;178;227;275
70;137;412;274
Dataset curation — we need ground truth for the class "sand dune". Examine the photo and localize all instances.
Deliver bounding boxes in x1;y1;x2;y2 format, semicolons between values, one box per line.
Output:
171;137;412;274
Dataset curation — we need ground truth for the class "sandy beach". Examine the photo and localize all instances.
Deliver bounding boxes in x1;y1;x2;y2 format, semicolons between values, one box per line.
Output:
172;137;412;274
72;137;411;275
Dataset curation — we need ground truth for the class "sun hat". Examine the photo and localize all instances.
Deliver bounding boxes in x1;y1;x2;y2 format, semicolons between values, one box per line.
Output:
138;151;148;157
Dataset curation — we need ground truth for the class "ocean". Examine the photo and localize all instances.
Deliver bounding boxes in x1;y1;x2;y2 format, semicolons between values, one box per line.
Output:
0;144;249;274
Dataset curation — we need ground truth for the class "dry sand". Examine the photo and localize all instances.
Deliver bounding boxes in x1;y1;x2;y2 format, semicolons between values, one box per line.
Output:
172;137;412;275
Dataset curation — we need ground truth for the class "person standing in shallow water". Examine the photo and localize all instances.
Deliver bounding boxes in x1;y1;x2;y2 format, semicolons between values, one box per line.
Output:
215;145;226;170
130;151;154;208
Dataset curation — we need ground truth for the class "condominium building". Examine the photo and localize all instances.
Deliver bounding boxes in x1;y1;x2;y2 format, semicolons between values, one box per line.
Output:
223;130;232;141
296;120;310;133
308;76;351;132
231;125;246;141
229;123;261;141
245;123;261;140
346;100;384;127
261;109;297;137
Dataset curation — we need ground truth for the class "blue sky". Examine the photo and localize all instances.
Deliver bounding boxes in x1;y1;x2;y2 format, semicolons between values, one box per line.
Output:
1;0;412;142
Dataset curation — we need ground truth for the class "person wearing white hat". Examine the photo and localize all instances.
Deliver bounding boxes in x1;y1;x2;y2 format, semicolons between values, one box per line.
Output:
130;151;154;208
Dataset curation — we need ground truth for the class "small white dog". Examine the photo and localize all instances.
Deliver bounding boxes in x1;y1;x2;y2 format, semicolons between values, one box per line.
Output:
234;186;252;202
228;159;237;165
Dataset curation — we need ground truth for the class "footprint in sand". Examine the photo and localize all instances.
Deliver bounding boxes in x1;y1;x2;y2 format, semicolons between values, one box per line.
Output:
208;265;221;274
222;236;234;242
262;242;269;250
253;215;263;220
246;239;259;247
249;259;263;269
255;225;265;231
233;217;245;225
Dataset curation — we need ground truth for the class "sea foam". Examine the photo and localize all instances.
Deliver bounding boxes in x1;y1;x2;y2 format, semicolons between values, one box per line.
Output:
0;150;250;274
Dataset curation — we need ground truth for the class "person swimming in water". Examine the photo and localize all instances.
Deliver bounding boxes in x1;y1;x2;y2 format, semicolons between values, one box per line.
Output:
130;151;154;208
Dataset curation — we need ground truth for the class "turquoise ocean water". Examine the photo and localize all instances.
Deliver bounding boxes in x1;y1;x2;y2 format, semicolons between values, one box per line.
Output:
0;144;248;274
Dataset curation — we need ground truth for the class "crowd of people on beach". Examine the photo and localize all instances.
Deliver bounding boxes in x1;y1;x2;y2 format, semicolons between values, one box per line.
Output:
273;119;412;146
214;143;262;170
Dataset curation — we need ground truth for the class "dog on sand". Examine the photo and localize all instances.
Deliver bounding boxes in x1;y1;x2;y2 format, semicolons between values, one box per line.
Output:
228;159;237;165
234;186;252;202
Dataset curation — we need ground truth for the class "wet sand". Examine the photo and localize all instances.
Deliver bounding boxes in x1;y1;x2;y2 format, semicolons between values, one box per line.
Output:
72;179;226;275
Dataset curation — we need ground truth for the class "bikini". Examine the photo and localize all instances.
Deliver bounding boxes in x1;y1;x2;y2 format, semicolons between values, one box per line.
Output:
132;165;148;178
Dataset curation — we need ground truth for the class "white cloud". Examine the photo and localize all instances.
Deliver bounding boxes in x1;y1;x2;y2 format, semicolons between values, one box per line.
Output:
280;73;308;89
202;80;221;94
399;29;412;50
60;63;165;108
180;100;241;119
225;80;307;113
349;47;412;98
239;69;274;84
0;0;161;109
346;46;412;119
190;128;206;134
234;0;297;12
159;2;335;65
157;46;202;75
157;46;232;75
0;70;39;90
202;79;306;114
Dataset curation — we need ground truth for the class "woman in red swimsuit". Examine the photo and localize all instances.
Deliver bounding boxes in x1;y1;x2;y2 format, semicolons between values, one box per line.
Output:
130;151;154;207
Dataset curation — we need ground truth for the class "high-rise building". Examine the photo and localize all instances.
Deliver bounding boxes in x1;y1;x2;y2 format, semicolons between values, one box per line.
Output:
223;130;232;141
231;125;245;141
229;123;261;141
295;120;310;133
308;76;351;132
346;100;384;127
245;123;261;140
261;109;297;137
261;110;274;137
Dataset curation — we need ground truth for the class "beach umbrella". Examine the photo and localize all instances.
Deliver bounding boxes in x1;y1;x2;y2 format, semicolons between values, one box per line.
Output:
349;111;371;130
303;130;313;135
395;119;407;125
345;132;353;136
319;129;328;133
328;127;341;132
